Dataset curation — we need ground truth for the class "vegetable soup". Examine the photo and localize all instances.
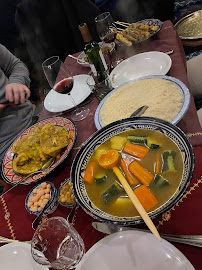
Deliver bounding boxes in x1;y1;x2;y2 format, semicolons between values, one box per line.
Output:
83;129;183;217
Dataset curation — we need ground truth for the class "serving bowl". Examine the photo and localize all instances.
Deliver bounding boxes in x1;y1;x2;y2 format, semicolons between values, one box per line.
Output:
58;178;76;208
94;75;190;130
2;117;76;185
25;181;58;215
71;117;194;225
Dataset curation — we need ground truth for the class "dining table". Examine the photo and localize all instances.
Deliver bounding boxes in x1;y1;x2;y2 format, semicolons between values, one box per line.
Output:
1;20;202;270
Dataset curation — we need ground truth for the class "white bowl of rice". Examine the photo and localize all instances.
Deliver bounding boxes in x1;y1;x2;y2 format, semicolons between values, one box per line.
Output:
94;75;190;130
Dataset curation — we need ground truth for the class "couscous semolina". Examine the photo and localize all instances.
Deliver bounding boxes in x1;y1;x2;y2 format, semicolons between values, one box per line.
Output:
100;78;183;127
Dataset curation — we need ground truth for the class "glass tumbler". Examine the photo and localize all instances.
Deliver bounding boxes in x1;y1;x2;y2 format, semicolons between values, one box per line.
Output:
87;71;113;102
31;217;85;269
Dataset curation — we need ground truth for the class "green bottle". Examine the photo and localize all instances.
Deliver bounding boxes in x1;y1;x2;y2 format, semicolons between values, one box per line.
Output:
79;23;108;82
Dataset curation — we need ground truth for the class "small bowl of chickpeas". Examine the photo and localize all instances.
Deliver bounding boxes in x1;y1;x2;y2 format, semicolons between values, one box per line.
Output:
25;181;58;215
58;178;76;208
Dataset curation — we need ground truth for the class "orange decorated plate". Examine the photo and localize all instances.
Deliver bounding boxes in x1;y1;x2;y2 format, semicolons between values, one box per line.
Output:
1;117;77;185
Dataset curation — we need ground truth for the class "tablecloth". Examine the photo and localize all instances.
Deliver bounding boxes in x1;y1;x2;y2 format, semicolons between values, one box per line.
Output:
1;20;202;270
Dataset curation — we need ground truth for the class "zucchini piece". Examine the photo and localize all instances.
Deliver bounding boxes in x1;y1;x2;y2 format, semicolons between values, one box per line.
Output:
95;175;107;184
147;137;160;149
101;181;123;204
127;135;147;144
153;174;170;188
162;151;176;172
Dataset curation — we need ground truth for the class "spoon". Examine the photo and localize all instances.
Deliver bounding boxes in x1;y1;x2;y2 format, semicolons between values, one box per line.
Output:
98;150;161;241
130;105;148;117
32;201;50;230
0;158;55;198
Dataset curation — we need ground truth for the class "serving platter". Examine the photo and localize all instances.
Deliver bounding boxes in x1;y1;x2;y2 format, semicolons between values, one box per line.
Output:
116;18;163;46
175;10;202;39
94;75;190;130
77;230;195;270
109;51;172;88
2;117;76;185
134;18;163;42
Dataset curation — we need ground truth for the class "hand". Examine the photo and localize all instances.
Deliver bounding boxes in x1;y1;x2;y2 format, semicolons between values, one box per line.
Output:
0;104;7;112
5;83;31;104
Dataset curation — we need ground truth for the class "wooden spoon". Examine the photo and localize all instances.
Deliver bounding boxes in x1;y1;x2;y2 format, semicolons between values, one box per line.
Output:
98;150;161;241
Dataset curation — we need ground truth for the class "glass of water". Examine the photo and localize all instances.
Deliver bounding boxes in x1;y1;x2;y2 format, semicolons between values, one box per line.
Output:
31;216;85;269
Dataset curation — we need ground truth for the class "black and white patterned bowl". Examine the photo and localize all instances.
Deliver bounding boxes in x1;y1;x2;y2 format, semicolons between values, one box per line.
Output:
137;19;162;42
121;18;163;45
71;117;195;225
25;181;58;215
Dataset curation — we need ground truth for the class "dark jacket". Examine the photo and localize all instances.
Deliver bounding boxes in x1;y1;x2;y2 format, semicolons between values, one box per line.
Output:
15;0;101;73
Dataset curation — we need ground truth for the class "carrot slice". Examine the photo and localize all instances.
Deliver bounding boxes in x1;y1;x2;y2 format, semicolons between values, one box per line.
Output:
129;161;153;185
134;185;158;212
155;157;161;174
123;142;149;159
98;150;119;169
120;158;139;186
83;161;97;183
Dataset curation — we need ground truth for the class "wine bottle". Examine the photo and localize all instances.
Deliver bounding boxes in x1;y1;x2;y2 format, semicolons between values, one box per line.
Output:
79;23;108;82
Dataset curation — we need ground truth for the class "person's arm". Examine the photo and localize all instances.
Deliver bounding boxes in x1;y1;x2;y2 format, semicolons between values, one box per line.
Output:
0;44;31;104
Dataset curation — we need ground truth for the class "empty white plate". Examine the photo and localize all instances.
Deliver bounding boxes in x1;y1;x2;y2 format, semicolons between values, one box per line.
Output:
109;51;172;88
77;230;195;270
44;74;92;112
0;242;48;270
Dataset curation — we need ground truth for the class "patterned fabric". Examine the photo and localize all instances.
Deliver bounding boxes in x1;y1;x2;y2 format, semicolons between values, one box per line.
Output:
173;0;202;20
186;49;202;61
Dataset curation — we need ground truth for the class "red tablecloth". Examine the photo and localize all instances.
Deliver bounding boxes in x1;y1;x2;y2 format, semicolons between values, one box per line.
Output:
1;21;202;270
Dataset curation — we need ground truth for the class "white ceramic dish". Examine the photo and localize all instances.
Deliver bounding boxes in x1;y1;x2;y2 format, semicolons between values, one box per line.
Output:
109;51;172;88
0;242;48;270
94;75;190;130
44;74;92;113
77;51;90;67
77;230;195;270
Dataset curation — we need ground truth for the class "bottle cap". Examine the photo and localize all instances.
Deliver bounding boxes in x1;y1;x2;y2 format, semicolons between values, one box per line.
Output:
79;23;92;43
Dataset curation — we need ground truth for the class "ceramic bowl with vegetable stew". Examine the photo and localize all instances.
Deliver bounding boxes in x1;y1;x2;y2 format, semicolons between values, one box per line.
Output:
71;117;195;225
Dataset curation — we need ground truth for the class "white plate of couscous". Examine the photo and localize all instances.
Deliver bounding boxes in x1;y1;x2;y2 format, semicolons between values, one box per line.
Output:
94;75;190;130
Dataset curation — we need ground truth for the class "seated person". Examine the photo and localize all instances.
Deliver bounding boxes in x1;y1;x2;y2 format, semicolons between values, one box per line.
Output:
0;44;35;169
187;53;202;127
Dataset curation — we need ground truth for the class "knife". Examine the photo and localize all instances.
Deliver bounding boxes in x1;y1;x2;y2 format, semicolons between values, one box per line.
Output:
92;222;202;248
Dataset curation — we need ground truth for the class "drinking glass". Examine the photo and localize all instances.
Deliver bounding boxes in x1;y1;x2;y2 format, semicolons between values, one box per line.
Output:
95;12;123;67
42;56;90;121
86;71;113;102
95;12;117;43
31;216;85;270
